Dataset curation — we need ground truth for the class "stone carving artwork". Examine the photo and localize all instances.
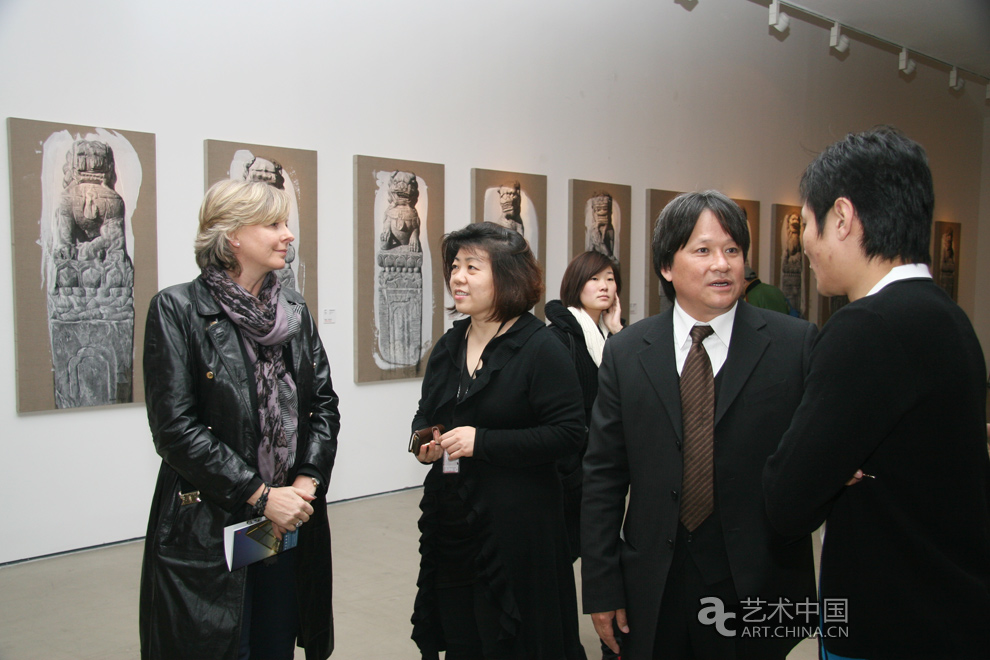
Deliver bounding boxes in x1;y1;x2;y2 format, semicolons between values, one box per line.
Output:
939;228;956;298
355;155;442;383
570;180;630;320
48;140;136;408
238;154;299;292
472;168;546;318
7;118;156;413
480;180;541;261
933;221;960;302
493;182;525;235
779;211;805;315
376;171;424;367
205;141;318;315
243;155;285;189
586;192;617;262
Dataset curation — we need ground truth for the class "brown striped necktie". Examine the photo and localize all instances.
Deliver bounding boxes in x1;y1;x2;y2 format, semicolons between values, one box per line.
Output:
679;324;715;532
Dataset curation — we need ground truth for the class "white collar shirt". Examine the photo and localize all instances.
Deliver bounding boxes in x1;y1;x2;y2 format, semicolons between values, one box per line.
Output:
672;300;737;376
866;263;932;297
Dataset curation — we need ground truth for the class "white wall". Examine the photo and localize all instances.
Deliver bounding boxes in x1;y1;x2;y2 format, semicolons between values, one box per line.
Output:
0;0;986;564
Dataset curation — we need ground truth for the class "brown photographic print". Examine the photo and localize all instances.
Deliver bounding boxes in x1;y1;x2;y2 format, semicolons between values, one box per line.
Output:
471;168;547;317
354;155;445;383
570;179;632;319
7;117;157;413
645;188;682;317
205;140;318;315
770;204;809;319
932;221;960;302
731;197;760;275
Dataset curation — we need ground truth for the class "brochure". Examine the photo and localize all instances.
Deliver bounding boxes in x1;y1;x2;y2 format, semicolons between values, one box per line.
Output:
224;517;298;571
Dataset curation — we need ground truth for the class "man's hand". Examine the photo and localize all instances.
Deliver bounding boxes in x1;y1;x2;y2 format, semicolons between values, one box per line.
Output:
591;609;629;655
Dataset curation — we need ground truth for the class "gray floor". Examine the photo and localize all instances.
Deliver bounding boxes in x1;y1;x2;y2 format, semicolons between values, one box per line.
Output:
0;488;817;659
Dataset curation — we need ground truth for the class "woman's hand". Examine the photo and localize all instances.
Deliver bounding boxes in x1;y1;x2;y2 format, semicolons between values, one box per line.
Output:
440;426;476;460
291;474;319;498
264;486;316;540
603;298;623;335
415;426;444;464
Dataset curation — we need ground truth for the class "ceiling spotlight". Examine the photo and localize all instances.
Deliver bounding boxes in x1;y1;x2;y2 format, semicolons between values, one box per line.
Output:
769;0;790;33
950;67;965;91
898;48;916;75
829;22;849;53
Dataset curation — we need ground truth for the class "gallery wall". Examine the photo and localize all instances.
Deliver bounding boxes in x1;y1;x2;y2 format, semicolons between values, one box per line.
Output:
0;0;987;564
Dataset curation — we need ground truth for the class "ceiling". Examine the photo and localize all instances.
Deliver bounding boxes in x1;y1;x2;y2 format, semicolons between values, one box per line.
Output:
780;0;990;80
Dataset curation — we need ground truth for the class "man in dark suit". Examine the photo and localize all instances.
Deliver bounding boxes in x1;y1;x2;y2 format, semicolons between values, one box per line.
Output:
582;190;818;659
764;126;990;659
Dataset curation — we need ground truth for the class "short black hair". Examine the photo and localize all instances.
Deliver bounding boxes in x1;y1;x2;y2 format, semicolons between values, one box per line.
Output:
800;125;933;265
652;191;750;303
559;251;622;309
441;222;543;321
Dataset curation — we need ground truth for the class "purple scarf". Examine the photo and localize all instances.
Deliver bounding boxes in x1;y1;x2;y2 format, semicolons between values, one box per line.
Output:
202;266;300;486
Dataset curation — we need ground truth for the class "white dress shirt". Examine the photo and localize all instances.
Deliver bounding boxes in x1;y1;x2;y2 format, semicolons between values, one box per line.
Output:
866;263;932;297
671;300;737;376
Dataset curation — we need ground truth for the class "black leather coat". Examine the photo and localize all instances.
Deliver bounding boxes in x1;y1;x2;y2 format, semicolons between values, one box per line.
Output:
139;276;339;660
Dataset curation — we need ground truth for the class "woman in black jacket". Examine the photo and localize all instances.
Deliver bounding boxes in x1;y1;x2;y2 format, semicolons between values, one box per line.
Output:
544;251;623;562
140;179;339;660
546;251;623;660
410;222;587;660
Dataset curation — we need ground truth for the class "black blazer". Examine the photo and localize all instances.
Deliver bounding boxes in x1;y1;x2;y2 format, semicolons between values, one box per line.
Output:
581;301;818;658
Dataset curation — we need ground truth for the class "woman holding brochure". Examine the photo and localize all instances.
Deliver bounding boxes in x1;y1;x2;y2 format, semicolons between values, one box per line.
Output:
139;179;340;660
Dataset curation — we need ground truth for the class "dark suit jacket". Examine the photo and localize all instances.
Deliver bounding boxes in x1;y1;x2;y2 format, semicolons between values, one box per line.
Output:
764;279;990;659
582;301;818;659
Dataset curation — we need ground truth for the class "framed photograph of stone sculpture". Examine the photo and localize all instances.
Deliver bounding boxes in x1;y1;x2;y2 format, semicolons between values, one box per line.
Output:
645;188;682;317
205;140;318;314
731;197;760;275
770;204;809;319
570;179;632;319
6;117;158;413
354;155;445;383
471;168;547;317
932;221;960;302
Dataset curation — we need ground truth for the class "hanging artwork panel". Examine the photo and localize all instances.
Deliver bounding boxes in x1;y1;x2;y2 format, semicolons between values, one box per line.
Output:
7;117;158;412
470;168;547;317
770;203;809;319
932;221;960;302
205;139;318;314
645;188;682;317
354;155;445;383
730;197;760;275
569;179;632;319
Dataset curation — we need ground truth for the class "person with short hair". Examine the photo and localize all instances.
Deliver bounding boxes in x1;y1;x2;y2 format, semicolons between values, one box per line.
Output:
140;179;339;660
764;126;990;660
582;190;817;659
410;222;587;659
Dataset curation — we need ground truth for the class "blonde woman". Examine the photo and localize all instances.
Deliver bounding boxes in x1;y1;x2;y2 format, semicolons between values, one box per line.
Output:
140;180;339;660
